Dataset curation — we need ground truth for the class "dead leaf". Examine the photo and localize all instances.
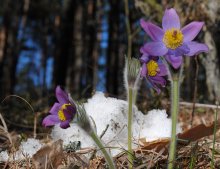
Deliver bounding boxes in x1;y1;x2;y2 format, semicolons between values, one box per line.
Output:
138;138;170;152
178;118;220;142
88;156;105;169
139;118;220;152
32;139;63;169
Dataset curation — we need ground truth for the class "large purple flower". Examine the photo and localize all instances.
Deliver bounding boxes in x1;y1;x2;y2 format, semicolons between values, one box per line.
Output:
140;51;167;93
42;86;76;129
140;8;209;69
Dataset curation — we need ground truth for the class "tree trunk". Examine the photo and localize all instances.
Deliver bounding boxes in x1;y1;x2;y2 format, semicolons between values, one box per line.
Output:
106;0;120;95
53;0;75;89
66;0;83;97
80;0;98;98
201;31;220;101
0;0;21;99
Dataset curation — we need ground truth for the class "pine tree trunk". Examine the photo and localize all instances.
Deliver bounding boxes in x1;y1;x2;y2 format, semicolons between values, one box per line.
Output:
53;0;75;89
106;0;120;95
0;0;21;99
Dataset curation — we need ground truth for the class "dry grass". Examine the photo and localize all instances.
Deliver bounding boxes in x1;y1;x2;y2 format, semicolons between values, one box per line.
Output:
0;104;219;169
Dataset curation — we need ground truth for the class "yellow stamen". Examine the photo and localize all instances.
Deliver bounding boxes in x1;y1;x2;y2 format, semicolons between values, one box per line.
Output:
146;60;159;76
163;28;183;49
58;103;71;121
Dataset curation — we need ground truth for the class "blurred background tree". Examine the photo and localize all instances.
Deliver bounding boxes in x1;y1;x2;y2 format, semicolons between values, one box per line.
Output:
0;0;219;131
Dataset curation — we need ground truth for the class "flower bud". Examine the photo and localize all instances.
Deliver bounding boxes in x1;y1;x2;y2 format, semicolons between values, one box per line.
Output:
124;56;141;90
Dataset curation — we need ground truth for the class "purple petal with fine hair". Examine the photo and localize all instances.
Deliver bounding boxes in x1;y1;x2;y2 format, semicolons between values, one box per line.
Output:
149;80;161;94
49;102;61;115
150;76;166;86
158;64;167;76
63;106;75;120
140;54;149;63
182;22;204;42
140;45;146;54
141;64;147;77
42;115;60;127
162;8;180;30
56;86;69;104
142;42;168;56
177;43;190;55
165;55;183;69
170;43;190;56
148;76;166;94
140;19;164;41
185;41;209;57
60;120;70;129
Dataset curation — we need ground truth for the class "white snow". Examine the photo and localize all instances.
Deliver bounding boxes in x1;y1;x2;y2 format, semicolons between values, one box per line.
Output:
18;138;43;158
0;151;9;162
0;92;183;161
0;138;43;162
140;109;182;141
51;92;182;156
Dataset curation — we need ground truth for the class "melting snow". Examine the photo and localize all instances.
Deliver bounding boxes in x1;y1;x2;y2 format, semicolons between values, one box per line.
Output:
51;92;182;156
0;138;43;162
0;92;182;161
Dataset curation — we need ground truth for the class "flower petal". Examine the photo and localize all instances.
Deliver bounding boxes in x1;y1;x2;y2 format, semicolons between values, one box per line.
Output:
185;41;209;57
140;19;164;41
56;86;69;104
49;102;61;115
150;76;166;86
149;81;161;94
169;43;190;56
177;43;190;55
42;115;60;127
140;54;149;63
147;76;166;94
182;22;204;42
141;64;147;77
63;105;76;120
158;64;167;76
140;45;146;54
165;55;183;69
142;42;168;56
60;120;70;129
162;8;180;30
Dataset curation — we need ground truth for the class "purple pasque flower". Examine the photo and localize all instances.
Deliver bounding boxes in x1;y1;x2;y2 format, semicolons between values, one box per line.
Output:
140;8;209;69
140;51;167;93
42;86;76;129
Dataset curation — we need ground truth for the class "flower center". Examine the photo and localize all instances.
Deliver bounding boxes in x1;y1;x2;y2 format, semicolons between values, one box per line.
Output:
58;103;70;121
163;28;183;49
146;60;159;76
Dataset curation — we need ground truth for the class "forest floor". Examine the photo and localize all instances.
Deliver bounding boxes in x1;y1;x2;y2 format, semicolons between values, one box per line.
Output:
0;103;219;169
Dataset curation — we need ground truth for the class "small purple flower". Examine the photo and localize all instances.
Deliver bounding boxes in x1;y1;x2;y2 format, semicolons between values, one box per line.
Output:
140;51;167;93
42;86;76;129
140;8;209;69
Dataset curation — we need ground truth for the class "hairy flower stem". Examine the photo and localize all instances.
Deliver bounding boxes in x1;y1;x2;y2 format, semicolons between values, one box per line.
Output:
127;87;134;168
90;131;116;169
168;76;180;169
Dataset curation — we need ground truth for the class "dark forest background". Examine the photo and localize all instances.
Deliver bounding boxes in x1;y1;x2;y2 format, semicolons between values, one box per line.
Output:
0;0;220;130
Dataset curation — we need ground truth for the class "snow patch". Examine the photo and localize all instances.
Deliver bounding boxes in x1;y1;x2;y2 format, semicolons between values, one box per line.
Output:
51;92;182;156
0;138;43;162
0;151;9;162
140;109;182;141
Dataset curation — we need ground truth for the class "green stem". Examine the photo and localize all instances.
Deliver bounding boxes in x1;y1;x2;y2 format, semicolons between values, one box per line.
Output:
168;79;179;169
128;87;133;168
90;131;116;169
